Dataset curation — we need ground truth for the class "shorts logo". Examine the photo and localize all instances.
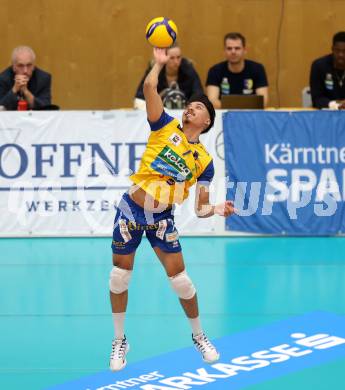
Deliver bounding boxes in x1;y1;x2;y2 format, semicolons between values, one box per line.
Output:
169;133;182;146
112;240;126;248
156;219;168;240
172;240;180;248
128;221;159;230
166;230;179;242
119;219;132;243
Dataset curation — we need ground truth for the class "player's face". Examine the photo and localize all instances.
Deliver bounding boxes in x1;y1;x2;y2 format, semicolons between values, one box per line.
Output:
183;101;210;131
13;50;35;78
224;39;246;64
166;47;182;73
332;41;345;69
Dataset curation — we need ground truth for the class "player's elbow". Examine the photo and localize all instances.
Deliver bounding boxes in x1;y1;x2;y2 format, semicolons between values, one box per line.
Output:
143;78;156;92
194;204;212;218
195;209;205;218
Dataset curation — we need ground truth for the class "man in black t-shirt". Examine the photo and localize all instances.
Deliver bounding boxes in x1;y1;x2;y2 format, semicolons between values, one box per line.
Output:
206;32;268;108
310;31;345;110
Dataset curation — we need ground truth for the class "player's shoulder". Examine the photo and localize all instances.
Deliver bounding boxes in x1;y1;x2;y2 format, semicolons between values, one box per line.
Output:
148;110;180;132
196;149;214;183
194;141;213;160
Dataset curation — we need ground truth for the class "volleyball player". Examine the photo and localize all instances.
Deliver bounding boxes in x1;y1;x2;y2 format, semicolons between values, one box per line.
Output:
109;48;235;371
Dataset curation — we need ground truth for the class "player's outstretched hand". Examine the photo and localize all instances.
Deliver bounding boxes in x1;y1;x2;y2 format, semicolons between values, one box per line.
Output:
153;47;169;66
214;200;237;217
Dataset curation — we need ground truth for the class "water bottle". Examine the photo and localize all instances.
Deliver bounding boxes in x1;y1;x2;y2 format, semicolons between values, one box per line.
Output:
220;77;230;95
17;99;28;111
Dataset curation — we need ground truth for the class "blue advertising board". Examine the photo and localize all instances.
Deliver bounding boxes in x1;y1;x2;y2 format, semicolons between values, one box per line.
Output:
223;111;345;235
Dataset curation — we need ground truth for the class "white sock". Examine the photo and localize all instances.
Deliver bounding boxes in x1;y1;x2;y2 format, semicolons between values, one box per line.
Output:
188;316;203;336
112;312;125;339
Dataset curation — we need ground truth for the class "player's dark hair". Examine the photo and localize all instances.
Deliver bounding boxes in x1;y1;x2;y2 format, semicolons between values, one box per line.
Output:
333;31;345;45
187;93;216;134
224;32;246;47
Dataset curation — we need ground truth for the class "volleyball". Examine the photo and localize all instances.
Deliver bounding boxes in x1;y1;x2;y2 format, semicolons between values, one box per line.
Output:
145;17;178;48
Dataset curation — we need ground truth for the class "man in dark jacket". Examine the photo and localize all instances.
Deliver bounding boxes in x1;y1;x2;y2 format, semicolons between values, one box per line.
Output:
310;32;345;110
0;46;51;110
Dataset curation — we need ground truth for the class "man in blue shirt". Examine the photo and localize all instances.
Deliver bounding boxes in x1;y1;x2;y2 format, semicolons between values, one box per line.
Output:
206;32;268;108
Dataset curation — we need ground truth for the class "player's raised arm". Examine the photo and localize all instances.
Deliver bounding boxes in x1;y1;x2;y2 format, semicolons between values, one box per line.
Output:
143;48;169;122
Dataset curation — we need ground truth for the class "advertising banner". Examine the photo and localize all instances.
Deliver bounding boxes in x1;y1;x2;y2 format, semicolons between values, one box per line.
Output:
0;110;226;236
224;111;345;235
45;312;345;390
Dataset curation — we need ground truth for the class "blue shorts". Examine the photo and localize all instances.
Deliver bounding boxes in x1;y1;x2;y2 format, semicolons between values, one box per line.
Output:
111;192;182;255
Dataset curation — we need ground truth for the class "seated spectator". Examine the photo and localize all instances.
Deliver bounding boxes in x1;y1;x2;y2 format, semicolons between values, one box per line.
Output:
206;32;268;108
0;46;52;110
134;42;203;109
310;31;345;110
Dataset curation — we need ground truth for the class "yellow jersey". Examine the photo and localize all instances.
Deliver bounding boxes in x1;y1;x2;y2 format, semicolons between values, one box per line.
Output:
130;111;214;205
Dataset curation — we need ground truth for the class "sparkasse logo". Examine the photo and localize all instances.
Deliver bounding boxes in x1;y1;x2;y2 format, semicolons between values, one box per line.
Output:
45;312;345;390
92;332;345;390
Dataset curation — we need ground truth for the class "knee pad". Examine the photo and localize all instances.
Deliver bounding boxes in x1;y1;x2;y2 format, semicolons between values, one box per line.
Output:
109;266;132;294
169;270;196;300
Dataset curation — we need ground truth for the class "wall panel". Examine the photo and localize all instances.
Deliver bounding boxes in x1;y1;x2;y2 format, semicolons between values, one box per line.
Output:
1;0;344;109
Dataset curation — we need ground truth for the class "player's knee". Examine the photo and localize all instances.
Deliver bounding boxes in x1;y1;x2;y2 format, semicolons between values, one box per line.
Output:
109;266;132;294
169;270;196;300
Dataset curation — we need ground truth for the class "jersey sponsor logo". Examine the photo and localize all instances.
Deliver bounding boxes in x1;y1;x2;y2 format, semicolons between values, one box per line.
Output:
169;133;183;147
151;146;193;182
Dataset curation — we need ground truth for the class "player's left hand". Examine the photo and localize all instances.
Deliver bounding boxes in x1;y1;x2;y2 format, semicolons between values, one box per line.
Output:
153;47;169;66
214;200;237;217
